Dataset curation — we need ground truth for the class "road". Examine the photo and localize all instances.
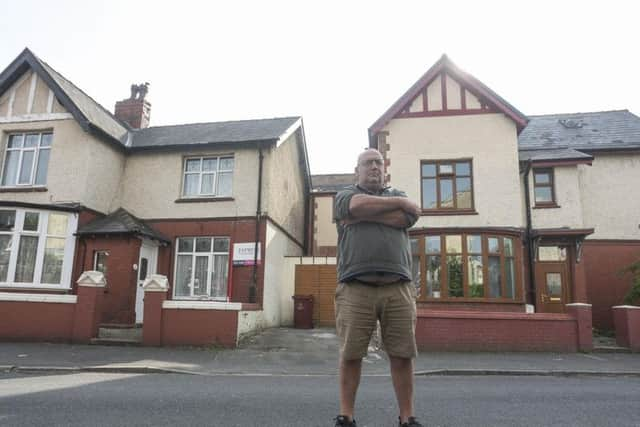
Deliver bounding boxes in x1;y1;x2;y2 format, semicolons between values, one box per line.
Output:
1;372;639;426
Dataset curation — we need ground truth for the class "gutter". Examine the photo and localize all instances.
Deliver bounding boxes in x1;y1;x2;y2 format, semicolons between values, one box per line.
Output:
522;160;536;306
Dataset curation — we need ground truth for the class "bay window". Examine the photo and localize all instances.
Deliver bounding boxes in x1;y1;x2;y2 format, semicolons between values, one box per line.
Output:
174;236;230;300
411;233;519;301
0;208;77;288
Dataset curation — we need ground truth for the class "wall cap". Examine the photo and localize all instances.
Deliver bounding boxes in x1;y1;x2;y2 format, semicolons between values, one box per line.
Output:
163;300;242;311
612;305;640;310
0;292;77;304
143;274;169;292
76;271;106;287
566;303;592;307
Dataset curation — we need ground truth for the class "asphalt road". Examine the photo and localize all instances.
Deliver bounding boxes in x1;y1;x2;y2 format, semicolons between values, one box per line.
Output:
1;372;639;426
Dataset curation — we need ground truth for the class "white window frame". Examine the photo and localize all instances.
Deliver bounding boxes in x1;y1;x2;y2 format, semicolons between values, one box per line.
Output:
0;207;78;290
93;250;109;274
181;155;234;198
1;132;52;188
173;236;230;301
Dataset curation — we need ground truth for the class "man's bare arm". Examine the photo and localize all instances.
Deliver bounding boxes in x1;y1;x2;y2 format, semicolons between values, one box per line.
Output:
349;194;420;218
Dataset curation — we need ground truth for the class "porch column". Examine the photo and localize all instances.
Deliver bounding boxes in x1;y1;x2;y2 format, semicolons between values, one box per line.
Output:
566;303;593;352
142;274;169;346
613;305;640;352
72;271;106;343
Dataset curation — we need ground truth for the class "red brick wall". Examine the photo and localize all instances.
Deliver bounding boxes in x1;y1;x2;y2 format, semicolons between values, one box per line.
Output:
161;308;238;347
583;241;640;330
415;310;580;352
149;218;266;304
0;301;75;341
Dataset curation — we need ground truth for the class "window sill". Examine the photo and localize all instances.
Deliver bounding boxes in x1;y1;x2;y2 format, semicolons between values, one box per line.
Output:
0;186;48;193
533;203;561;209
420;209;478;216
175;197;234;203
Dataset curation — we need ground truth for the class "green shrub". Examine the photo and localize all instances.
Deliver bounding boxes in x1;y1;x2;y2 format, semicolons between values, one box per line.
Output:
621;259;640;305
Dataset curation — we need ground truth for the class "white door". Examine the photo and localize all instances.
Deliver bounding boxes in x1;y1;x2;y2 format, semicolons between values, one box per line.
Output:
136;241;158;324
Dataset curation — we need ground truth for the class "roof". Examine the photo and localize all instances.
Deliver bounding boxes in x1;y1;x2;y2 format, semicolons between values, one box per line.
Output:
368;54;529;143
518;148;593;163
130;117;301;150
311;173;354;192
76;208;170;243
518;110;640;152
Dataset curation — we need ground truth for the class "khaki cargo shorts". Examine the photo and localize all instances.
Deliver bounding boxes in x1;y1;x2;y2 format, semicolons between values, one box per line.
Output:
334;280;417;360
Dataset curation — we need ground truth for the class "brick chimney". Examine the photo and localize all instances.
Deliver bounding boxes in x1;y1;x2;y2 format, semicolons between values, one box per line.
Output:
114;82;151;129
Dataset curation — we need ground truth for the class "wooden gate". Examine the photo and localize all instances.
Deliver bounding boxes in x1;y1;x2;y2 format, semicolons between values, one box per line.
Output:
294;264;337;327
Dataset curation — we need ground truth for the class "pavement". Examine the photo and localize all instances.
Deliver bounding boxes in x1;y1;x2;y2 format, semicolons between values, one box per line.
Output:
1;327;639;377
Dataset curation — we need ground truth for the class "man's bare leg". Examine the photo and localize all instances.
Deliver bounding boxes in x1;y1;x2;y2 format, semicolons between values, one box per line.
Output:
389;355;414;423
339;357;363;420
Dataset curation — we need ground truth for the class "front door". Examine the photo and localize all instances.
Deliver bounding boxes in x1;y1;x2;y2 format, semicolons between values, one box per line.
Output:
136;241;158;324
535;245;570;313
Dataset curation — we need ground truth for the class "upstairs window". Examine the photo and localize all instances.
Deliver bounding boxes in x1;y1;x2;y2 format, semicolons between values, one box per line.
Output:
182;156;234;198
421;159;474;211
533;168;556;206
1;132;52;187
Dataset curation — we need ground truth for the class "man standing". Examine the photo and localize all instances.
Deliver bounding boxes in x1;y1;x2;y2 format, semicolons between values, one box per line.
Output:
334;148;423;427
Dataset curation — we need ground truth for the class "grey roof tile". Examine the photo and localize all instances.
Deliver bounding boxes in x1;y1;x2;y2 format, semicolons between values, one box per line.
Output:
518;148;593;162
311;174;355;192
77;208;169;243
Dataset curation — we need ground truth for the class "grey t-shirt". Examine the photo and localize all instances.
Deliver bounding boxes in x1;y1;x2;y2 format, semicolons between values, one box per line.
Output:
334;184;418;283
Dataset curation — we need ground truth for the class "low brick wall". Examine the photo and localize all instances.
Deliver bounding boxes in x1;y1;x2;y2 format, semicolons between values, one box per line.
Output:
416;305;592;352
613;306;640;352
161;307;239;347
0;298;76;342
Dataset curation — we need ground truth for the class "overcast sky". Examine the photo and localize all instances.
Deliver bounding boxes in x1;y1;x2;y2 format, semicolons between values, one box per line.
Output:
1;0;638;174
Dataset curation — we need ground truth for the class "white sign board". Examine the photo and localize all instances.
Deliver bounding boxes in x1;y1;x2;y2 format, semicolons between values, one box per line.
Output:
233;242;261;266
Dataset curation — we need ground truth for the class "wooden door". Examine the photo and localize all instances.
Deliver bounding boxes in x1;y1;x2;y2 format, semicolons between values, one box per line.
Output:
535;246;570;313
294;264;337;327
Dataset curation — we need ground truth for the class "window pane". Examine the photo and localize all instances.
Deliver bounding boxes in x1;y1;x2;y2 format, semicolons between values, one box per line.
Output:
456;177;472;209
410;238;419;254
41;237;65;284
538;246;566;262
426;255;441;298
40;133;53;147
35;149;50;185
201;173;215;194
0;235;11;282
439;164;453;175
183;174;199;196
421;178;437;209
94;251;108;275
23;212;39;231
421;163;436;177
545;272;561;297
468;255;484;297
217;172;233;196
195;237;212;252
488;237;500;253
139;258;148;281
175;255;193;297
24;134;39;148
18;150;35;184
535;172;550;184
211;254;229;298
535;187;552;203
411;254;421;297
488;256;502;298
440;178;453;207
219;157;234;171
213;238;230;252
446;235;462;254
193;256;209;296
185;159;201;172
202;158;218;172
506;258;516;298
15;235;38;282
47;214;68;236
467;235;481;253
425;236;441;254
447;255;463;297
178;237;193;252
455;162;470;176
504;238;514;256
8;134;23;148
0;210;16;231
2;151;20;186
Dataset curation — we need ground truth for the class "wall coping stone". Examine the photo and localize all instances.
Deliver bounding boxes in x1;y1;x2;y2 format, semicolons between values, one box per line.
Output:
143;274;169;292
566;303;592;307
76;271;106;287
612;305;640;310
163;300;242;311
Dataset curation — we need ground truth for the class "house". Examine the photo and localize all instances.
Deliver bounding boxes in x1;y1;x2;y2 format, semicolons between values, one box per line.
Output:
0;48;310;346
304;55;640;350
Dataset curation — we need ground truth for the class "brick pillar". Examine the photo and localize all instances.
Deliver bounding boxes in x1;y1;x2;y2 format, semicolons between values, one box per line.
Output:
613;305;640;352
142;274;169;346
72;271;106;343
566;303;593;352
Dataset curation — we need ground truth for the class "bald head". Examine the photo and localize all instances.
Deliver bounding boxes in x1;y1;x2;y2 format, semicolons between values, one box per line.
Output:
355;148;385;191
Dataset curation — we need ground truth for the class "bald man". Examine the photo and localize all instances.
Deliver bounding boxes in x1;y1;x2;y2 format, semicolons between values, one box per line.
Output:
333;148;423;427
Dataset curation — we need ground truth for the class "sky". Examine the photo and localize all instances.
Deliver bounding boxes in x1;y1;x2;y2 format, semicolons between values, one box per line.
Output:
1;0;638;175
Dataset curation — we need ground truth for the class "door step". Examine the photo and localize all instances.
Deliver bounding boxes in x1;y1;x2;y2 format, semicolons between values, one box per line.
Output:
592;345;631;353
92;326;143;345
